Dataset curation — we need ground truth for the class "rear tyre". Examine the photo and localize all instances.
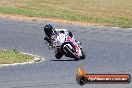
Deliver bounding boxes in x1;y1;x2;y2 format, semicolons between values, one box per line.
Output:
55;52;63;59
63;45;79;61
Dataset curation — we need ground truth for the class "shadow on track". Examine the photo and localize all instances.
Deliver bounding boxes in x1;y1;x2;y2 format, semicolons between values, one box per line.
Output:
50;59;77;62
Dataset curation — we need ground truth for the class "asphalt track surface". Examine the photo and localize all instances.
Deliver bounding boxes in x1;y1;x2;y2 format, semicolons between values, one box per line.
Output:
0;18;132;88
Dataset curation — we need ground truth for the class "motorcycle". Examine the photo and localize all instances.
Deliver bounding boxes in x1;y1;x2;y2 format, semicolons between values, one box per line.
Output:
45;30;85;60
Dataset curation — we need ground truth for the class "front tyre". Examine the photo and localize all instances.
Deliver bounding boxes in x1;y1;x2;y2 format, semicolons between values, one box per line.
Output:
63;45;79;61
80;51;86;59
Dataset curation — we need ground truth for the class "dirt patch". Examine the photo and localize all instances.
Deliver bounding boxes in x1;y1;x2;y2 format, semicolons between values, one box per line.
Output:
0;13;109;26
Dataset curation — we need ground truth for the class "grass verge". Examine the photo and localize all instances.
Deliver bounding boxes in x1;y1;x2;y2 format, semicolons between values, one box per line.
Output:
0;49;33;64
0;0;132;28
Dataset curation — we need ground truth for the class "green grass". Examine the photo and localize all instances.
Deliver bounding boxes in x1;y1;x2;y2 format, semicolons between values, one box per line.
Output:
0;0;132;27
0;49;33;64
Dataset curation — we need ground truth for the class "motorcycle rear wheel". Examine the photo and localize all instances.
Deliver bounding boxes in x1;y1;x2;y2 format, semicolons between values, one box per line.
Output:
55;52;63;59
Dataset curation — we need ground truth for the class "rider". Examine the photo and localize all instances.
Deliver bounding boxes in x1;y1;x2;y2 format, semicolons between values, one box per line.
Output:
43;24;81;59
44;24;75;48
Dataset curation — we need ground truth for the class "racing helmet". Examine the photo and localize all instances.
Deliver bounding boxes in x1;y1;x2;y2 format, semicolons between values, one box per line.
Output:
44;24;54;36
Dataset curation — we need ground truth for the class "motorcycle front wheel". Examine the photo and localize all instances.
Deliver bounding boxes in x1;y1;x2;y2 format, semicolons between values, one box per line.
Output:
63;45;79;61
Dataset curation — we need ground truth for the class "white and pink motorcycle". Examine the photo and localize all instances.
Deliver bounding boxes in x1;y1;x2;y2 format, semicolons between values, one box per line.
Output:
45;30;85;61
